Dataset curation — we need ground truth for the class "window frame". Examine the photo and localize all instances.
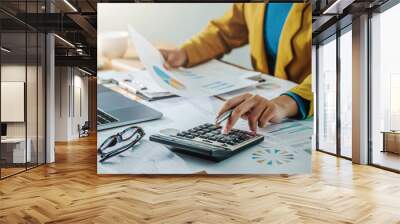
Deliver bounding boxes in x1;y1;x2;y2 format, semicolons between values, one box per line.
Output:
314;24;353;161
367;0;400;173
0;0;48;180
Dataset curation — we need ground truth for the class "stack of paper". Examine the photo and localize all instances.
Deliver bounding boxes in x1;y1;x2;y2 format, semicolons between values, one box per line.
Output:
127;25;260;98
98;70;176;101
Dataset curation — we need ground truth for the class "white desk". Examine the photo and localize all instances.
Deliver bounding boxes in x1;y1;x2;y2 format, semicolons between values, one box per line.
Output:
1;138;32;163
97;80;313;174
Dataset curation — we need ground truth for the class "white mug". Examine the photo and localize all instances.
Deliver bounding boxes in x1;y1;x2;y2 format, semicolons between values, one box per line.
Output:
98;31;129;59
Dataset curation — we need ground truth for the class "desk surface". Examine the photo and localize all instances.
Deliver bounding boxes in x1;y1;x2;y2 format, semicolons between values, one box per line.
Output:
1;138;28;143
98;56;312;174
97;82;312;174
381;131;400;134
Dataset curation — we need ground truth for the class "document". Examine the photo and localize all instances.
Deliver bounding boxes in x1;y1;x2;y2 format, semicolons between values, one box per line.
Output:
98;70;176;101
181;119;313;174
97;96;221;174
128;25;259;97
97;139;192;174
218;74;298;100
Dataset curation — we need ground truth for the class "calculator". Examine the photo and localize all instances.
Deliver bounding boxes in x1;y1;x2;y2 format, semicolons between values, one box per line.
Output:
149;123;264;161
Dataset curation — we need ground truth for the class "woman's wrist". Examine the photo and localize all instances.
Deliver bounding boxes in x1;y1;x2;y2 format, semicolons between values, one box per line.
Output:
178;47;189;67
271;95;299;119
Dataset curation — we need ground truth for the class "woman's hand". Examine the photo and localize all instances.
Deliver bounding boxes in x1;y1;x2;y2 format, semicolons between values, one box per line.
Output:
159;48;188;70
217;93;299;133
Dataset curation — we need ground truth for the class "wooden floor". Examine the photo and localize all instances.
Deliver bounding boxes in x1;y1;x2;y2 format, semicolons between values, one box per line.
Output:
1;135;400;224
373;150;400;171
1;167;26;178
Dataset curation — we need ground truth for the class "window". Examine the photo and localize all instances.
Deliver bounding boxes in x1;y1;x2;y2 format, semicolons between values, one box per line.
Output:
0;1;47;179
317;36;337;154
371;2;400;171
339;28;352;158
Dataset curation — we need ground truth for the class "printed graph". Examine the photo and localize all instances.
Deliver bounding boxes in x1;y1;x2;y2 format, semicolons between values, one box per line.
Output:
153;65;186;90
258;82;281;90
178;70;203;79
202;81;234;91
251;146;295;166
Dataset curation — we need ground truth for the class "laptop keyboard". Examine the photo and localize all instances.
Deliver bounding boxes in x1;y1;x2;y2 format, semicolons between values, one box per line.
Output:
97;109;119;125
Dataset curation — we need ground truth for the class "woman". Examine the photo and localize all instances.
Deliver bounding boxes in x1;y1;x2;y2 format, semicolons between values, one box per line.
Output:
161;3;312;133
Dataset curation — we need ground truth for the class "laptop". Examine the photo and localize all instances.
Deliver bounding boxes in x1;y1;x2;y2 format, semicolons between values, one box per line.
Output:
97;84;163;131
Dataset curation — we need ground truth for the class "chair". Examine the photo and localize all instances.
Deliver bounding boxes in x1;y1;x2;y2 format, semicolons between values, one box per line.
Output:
78;121;90;138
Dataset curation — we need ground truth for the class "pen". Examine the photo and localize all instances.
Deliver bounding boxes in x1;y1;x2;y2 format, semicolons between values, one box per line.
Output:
215;109;234;125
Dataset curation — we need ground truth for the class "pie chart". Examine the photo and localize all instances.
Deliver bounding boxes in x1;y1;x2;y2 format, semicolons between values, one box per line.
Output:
251;147;294;166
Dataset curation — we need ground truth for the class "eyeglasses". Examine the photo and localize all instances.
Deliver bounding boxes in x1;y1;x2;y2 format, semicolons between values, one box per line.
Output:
98;126;145;163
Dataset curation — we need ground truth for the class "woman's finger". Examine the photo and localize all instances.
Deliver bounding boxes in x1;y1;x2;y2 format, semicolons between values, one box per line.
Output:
167;53;179;67
217;93;252;118
159;49;169;59
224;96;258;133
247;100;268;132
258;104;276;128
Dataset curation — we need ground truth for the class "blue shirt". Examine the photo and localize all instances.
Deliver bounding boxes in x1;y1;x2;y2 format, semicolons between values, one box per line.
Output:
264;3;292;73
264;3;310;120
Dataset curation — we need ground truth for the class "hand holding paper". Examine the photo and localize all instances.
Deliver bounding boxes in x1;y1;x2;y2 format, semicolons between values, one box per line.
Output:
159;48;188;69
127;25;260;97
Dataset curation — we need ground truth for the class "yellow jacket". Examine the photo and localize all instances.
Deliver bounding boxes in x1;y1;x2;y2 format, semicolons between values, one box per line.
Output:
180;3;313;117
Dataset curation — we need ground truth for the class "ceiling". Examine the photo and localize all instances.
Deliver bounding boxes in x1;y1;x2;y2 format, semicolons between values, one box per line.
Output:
1;0;396;72
0;0;99;73
312;0;392;44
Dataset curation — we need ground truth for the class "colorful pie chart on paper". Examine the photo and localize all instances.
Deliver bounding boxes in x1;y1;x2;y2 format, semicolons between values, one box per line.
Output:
251;148;294;166
152;65;186;90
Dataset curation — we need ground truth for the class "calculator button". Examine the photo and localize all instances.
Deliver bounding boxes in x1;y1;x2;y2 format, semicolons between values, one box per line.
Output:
227;141;236;145
215;136;221;140
211;130;221;135
185;134;195;139
217;139;227;143
209;125;219;130
236;139;244;143
200;124;211;128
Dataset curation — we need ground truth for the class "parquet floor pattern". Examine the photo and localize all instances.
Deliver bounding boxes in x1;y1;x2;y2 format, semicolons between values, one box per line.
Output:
1;135;400;224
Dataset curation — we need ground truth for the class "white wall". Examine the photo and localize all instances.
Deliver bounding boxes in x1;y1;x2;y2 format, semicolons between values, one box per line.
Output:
55;67;69;141
98;3;252;69
54;67;89;141
1;65;29;137
71;74;89;138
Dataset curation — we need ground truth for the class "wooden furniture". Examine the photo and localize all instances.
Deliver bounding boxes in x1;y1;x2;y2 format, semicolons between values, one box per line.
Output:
382;131;400;154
